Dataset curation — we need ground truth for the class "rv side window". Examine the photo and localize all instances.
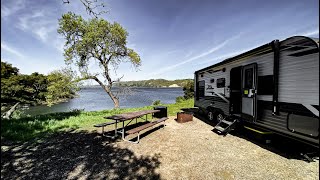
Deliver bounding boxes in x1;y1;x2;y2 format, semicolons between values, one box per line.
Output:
258;75;274;95
217;78;225;88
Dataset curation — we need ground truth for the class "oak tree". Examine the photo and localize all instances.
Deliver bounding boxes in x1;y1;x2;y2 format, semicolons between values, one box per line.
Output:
58;12;141;108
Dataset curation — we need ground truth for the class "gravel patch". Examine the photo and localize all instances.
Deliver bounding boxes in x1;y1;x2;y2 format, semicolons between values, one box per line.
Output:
1;116;319;179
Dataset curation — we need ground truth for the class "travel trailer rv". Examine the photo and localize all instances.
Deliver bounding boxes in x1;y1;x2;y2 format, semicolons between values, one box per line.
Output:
194;36;319;147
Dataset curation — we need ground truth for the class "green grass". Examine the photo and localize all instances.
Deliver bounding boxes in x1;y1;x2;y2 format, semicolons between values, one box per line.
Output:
1;99;194;142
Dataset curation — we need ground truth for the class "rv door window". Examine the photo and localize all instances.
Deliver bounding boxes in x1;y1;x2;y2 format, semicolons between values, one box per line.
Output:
196;80;205;99
217;78;225;88
244;68;253;89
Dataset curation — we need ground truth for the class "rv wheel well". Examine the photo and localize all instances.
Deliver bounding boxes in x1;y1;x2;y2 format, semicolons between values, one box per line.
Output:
206;107;224;116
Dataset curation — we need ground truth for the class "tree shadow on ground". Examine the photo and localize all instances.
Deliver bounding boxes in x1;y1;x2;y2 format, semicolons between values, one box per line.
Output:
1;110;82;143
181;108;319;162
1;130;161;180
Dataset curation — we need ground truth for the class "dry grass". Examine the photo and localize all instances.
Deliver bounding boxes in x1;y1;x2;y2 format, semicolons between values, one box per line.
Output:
2;116;319;180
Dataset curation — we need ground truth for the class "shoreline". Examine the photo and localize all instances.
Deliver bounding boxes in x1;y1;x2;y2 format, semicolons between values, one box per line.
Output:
80;86;183;89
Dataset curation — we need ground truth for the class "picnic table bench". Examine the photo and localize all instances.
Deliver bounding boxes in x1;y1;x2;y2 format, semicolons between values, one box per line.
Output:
126;117;168;143
94;109;168;143
93;121;118;138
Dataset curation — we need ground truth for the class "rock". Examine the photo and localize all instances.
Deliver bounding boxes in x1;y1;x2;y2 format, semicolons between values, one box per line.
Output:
168;84;180;87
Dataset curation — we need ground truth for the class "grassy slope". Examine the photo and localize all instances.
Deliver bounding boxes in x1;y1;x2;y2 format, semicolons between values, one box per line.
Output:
1;99;194;142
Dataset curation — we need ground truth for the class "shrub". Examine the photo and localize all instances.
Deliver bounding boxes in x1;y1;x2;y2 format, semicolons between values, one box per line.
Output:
176;96;185;103
152;100;161;105
183;80;194;99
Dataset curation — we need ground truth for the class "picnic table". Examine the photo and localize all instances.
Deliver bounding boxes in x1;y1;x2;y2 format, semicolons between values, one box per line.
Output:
95;109;168;143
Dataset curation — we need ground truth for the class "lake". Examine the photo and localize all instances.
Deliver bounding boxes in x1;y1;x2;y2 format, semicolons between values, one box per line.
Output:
24;87;184;115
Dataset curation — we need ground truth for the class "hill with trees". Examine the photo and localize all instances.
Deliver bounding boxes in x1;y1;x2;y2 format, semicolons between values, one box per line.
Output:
114;79;193;88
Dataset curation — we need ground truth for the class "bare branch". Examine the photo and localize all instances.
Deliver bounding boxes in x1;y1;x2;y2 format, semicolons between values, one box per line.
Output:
62;0;108;18
115;85;134;99
112;74;124;84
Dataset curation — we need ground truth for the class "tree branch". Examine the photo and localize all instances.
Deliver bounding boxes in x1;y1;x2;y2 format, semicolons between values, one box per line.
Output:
62;0;107;18
2;102;20;119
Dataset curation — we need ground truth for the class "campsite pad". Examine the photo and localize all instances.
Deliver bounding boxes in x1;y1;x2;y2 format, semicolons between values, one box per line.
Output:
1;116;319;179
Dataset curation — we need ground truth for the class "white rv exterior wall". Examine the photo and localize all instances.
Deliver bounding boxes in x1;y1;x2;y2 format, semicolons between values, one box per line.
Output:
195;36;319;145
278;51;319;105
197;49;274;103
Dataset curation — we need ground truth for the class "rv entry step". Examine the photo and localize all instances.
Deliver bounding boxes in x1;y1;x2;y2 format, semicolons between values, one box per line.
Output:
213;117;238;135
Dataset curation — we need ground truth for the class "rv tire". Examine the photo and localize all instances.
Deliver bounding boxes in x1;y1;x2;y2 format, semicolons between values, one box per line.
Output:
216;113;225;123
207;110;215;121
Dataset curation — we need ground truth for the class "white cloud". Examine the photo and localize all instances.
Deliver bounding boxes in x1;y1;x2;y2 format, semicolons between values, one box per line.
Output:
302;29;319;37
1;6;11;17
149;32;243;76
17;10;57;42
18;11;45;30
198;46;257;66
1;0;25;19
34;26;50;41
1;41;24;58
53;37;65;53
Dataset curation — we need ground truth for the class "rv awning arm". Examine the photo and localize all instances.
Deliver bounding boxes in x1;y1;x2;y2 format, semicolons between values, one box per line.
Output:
272;40;280;115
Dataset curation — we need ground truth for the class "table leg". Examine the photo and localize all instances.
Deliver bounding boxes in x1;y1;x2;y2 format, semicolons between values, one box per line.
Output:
122;121;125;139
102;120;118;139
115;120;118;135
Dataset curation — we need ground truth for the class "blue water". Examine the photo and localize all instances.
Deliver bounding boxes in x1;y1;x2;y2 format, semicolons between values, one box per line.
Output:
24;87;184;115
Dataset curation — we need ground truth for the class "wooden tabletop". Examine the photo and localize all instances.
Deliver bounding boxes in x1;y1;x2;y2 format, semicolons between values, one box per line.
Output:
104;110;160;121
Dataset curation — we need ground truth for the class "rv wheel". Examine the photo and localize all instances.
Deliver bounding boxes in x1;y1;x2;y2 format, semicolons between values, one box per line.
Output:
207;111;215;121
216;113;225;123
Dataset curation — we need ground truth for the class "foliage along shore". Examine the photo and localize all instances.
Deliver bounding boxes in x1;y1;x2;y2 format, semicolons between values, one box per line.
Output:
1;61;79;119
1;99;194;143
114;79;193;88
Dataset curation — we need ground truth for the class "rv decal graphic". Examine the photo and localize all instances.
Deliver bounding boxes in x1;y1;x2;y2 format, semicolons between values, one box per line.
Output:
206;85;214;90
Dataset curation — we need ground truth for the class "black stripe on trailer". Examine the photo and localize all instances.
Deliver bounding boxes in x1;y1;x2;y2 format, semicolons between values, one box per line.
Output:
271;40;280;115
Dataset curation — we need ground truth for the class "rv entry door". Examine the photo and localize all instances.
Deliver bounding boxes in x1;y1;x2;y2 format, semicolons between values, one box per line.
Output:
241;63;257;121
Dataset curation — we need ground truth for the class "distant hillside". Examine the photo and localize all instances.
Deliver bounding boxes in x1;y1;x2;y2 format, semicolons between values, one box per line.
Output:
114;79;193;88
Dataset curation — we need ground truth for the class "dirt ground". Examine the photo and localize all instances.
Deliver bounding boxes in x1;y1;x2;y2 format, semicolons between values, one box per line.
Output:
1;116;319;180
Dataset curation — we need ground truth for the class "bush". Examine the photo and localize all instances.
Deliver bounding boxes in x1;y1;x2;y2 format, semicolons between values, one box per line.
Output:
11;109;24;119
183;80;194;99
152;100;161;105
176;96;185;103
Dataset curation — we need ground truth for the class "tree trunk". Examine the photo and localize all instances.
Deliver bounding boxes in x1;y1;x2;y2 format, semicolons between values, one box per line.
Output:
85;75;120;109
113;97;120;108
108;90;120;108
3;102;20;119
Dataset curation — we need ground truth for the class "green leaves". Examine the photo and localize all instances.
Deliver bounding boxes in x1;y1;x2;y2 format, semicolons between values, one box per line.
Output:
58;12;142;108
45;68;79;106
1;61;19;78
1;62;79;111
58;12;141;74
128;49;141;69
182;80;194;99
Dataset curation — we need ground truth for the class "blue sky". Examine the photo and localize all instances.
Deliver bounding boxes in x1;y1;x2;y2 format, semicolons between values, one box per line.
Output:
1;0;319;83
